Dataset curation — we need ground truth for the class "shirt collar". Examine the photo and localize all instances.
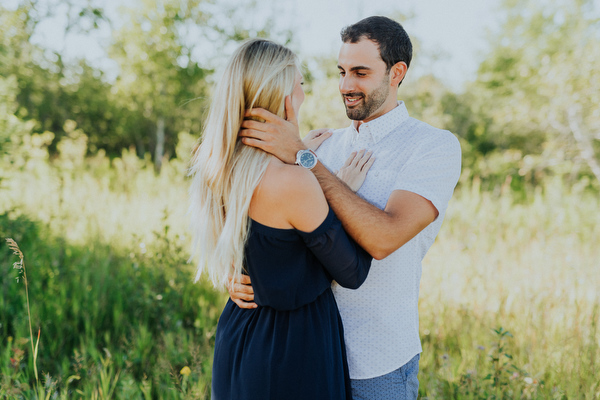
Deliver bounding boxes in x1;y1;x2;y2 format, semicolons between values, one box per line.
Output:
349;101;410;144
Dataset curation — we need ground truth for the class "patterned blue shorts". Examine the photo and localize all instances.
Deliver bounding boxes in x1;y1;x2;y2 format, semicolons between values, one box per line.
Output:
350;353;420;400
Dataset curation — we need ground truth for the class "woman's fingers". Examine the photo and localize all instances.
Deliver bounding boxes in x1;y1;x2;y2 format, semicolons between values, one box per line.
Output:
303;129;333;151
356;151;374;170
342;151;357;168
336;149;375;192
350;150;365;168
361;153;376;172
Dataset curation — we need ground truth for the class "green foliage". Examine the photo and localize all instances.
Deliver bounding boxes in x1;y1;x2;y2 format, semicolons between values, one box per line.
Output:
1;1;600;397
0;210;225;399
0;76;35;160
1;131;599;398
467;0;600;186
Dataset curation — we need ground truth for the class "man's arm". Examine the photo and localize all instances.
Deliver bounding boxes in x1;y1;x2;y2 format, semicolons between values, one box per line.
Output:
240;98;439;260
311;162;437;259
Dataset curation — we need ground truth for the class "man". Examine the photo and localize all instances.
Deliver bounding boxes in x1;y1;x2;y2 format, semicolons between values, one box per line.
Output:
232;16;461;399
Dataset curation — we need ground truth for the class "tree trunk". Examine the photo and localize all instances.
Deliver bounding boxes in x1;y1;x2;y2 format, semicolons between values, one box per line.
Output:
154;116;165;173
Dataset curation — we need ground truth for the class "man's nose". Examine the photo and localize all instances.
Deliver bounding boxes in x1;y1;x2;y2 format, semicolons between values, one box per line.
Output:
339;76;354;94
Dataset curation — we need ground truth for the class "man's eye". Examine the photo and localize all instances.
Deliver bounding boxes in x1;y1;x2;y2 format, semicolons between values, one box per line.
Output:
357;73;366;77
339;71;345;76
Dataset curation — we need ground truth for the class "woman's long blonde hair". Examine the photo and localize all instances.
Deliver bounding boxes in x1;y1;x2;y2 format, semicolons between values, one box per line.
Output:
189;39;299;288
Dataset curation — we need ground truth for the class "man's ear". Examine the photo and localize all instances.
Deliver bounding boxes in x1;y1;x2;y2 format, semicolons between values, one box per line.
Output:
390;62;408;87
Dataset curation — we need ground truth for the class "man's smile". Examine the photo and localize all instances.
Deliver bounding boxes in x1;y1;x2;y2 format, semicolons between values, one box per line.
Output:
344;94;364;107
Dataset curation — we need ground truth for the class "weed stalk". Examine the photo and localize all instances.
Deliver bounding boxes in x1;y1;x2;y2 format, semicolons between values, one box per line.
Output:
6;238;40;386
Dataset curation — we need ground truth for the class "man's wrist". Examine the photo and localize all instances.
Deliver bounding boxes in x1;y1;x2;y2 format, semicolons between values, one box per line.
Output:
285;142;307;164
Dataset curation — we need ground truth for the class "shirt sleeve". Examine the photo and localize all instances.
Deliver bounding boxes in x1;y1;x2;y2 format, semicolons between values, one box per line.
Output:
392;130;462;217
297;209;372;289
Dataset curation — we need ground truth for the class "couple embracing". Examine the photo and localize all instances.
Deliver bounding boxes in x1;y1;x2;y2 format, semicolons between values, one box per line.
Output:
189;16;461;400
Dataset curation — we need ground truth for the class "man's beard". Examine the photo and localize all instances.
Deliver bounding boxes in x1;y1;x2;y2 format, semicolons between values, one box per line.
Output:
343;75;390;121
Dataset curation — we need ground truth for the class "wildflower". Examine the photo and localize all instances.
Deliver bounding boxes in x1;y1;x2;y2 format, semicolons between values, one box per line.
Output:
180;366;192;376
477;345;485;351
442;354;449;361
524;377;533;384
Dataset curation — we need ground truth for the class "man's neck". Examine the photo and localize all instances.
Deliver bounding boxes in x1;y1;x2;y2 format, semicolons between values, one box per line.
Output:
353;101;399;130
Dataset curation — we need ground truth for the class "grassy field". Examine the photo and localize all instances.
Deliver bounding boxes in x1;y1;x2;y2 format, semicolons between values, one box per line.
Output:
1;140;599;399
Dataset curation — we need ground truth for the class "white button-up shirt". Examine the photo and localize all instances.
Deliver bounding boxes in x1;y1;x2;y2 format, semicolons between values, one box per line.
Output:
316;102;462;379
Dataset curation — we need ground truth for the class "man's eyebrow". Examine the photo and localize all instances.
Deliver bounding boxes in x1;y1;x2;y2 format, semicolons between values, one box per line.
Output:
337;65;373;71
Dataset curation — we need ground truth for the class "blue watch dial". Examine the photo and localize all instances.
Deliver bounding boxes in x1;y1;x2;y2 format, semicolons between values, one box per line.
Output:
300;152;315;166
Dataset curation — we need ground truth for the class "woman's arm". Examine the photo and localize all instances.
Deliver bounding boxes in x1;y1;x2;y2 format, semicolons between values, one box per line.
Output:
278;164;373;290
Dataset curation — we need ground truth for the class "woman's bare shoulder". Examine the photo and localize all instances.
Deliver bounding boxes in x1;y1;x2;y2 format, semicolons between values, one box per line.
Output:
250;158;328;231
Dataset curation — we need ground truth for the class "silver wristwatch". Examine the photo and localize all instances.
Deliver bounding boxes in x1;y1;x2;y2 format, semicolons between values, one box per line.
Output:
295;149;318;170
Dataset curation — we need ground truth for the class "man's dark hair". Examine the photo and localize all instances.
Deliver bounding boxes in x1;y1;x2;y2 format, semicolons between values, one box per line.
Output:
341;16;412;72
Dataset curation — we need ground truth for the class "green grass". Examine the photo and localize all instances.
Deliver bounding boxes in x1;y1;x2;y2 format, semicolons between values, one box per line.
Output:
1;137;599;398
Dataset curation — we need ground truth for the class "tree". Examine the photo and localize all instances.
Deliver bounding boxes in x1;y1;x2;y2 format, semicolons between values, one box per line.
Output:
473;0;600;186
108;0;212;172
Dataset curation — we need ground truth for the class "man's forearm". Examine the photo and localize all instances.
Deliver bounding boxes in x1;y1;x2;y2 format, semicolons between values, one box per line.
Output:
311;163;405;260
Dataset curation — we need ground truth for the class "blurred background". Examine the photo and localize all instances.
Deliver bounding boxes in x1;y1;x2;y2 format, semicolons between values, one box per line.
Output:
1;0;599;398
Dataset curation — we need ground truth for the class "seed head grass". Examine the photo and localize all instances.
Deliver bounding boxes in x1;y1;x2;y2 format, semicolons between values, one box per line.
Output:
5;238;40;388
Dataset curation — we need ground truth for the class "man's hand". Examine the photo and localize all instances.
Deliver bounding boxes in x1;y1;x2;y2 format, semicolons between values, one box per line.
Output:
303;128;333;152
239;96;306;164
336;150;375;192
227;274;257;309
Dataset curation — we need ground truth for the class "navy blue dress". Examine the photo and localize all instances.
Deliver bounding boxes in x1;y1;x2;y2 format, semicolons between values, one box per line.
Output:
212;208;372;400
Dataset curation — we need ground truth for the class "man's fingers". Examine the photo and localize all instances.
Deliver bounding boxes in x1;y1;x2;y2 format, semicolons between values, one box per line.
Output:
284;96;297;123
240;136;269;152
245;107;282;123
232;282;254;294
230;298;258;309
241;119;273;132
239;128;271;141
237;274;252;285
231;291;255;301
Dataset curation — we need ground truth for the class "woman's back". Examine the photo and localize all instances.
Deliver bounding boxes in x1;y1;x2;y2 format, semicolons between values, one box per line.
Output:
211;158;372;400
248;157;329;231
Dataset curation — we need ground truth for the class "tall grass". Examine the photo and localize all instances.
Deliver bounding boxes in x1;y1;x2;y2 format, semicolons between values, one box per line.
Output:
419;178;600;399
1;134;598;398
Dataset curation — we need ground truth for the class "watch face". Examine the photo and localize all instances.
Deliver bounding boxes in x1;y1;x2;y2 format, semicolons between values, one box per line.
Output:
300;151;316;168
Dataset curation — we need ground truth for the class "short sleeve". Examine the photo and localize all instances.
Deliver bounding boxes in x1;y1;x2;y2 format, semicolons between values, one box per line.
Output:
393;131;461;217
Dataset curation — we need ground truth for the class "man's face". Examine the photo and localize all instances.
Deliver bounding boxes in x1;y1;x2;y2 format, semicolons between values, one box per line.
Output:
337;38;394;122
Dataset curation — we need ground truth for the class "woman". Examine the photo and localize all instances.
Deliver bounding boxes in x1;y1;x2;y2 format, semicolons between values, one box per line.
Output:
189;38;373;400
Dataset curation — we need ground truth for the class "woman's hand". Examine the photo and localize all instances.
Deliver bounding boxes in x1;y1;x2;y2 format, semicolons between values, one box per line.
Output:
336;150;375;192
303;128;333;151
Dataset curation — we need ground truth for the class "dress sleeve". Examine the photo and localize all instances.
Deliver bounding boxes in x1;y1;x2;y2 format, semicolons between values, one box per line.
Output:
297;208;372;289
